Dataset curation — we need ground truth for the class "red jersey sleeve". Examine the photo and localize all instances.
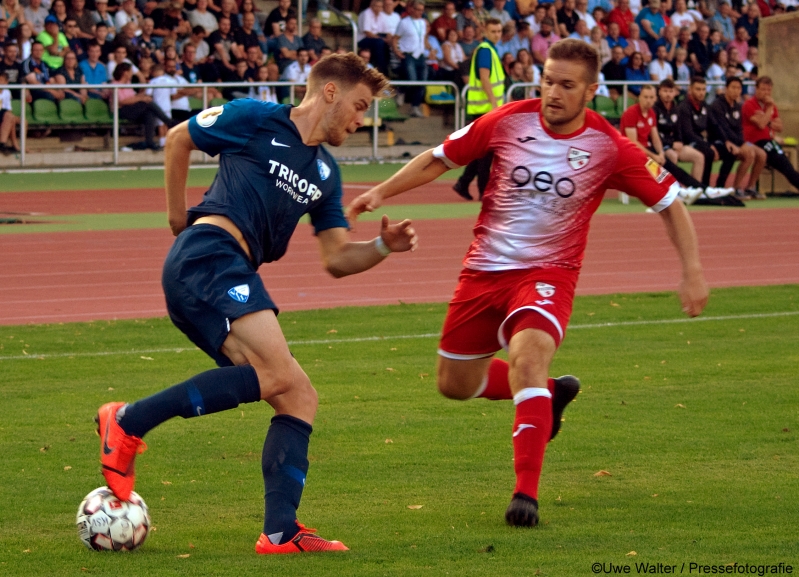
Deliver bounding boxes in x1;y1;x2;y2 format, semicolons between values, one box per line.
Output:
433;101;534;168
604;134;679;212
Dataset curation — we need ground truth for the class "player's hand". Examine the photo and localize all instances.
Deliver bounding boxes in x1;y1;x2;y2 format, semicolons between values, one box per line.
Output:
380;215;418;253
346;188;384;229
678;271;708;317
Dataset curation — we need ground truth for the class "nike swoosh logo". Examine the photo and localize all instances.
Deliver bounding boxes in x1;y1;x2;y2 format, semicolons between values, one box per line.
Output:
271;138;290;148
102;419;115;455
513;423;536;438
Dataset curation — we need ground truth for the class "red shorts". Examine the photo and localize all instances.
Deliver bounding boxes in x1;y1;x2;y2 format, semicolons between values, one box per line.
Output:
438;266;579;360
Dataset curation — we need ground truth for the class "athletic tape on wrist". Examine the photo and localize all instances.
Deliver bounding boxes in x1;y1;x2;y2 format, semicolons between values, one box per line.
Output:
374;236;392;257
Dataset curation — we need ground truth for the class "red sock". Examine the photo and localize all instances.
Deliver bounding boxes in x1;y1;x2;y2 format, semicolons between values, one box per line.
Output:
474;358;512;400
512;391;552;499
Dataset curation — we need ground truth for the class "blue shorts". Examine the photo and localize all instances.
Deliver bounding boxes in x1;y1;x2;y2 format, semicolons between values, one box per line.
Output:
162;224;277;367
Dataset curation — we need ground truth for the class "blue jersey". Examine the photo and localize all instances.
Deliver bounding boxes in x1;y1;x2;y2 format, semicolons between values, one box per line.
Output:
187;100;348;266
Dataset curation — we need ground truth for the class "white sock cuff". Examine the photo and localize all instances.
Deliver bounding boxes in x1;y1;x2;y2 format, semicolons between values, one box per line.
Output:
469;375;489;399
513;387;552;406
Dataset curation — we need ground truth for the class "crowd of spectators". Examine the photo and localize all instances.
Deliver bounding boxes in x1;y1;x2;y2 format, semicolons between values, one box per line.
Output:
0;0;793;153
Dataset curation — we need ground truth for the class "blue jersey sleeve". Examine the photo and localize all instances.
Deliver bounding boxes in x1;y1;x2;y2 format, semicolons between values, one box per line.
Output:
188;99;265;157
307;162;348;234
476;47;493;72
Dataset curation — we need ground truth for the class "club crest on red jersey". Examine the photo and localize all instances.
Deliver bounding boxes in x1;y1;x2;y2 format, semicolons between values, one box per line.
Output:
536;282;556;298
567;147;591;170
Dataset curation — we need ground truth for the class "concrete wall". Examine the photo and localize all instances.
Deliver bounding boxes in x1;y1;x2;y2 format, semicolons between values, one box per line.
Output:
759;13;799;141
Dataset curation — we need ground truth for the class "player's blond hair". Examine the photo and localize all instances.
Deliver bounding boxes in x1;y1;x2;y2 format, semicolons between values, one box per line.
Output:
307;53;390;97
547;39;600;84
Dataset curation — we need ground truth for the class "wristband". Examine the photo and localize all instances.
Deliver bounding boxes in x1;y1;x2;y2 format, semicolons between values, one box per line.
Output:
374;236;391;257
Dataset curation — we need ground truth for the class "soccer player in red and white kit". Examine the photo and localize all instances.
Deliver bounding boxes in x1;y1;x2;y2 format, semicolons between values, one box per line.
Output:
348;39;709;527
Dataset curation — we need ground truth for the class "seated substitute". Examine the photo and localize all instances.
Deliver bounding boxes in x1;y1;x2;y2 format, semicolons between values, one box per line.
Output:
654;79;707;191
95;54;418;555
675;76;734;196
620;84;705;204
707;76;766;200
742;76;799;194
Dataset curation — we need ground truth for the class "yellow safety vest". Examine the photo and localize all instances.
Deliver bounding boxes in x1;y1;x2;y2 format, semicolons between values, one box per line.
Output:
467;41;505;116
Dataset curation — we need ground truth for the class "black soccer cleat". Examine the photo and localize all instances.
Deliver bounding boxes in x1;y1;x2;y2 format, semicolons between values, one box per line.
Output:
505;493;539;527
550;375;580;441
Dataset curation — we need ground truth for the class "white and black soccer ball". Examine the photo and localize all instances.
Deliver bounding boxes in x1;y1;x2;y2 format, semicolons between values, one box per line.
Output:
76;487;151;551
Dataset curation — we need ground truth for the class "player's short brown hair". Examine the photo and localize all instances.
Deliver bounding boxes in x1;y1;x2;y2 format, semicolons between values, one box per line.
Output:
485;17;503;28
307;52;390;97
639;83;656;93
546;38;599;83
755;75;773;87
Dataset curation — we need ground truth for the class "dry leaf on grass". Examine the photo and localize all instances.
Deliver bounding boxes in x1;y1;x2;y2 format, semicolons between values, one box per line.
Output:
177;554;190;559
385;439;393;444
594;470;612;477
161;481;172;485
626;551;637;557
64;466;72;471
407;505;423;510
385;367;395;372
140;356;154;361
675;403;686;409
327;329;337;334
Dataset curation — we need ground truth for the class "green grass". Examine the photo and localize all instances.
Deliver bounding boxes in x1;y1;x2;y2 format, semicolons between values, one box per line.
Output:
1;285;798;576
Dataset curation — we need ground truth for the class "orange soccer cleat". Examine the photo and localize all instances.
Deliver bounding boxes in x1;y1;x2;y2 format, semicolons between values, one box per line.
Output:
255;523;349;554
95;402;147;501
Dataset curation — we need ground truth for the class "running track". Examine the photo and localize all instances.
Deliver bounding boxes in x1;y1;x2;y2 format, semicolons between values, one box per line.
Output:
1;184;798;325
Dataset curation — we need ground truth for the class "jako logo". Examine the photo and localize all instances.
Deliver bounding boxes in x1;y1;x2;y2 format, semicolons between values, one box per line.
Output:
317;159;331;181
228;284;250;303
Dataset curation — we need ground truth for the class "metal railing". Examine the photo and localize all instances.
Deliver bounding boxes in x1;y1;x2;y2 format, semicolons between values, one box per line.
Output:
6;78;460;166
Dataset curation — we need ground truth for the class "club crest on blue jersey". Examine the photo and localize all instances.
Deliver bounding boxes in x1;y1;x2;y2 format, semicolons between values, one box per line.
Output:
317;159;331;181
227;284;250;303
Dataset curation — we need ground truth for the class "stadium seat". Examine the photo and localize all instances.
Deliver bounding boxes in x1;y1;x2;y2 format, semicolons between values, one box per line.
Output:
209;97;228;107
32;99;66;125
377;98;409;121
188;96;204;111
425;85;455;105
593;95;619;119
586;99;596;111
617;95;637;115
11;99;21;117
84;99;113;124
59;98;85;125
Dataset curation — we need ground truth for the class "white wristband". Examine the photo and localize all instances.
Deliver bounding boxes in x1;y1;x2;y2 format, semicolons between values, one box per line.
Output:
374;236;391;257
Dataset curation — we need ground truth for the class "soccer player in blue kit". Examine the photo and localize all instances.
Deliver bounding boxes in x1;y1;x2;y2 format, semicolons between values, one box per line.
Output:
95;54;418;554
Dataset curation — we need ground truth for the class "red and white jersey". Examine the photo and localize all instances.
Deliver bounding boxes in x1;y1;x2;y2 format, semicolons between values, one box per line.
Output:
433;99;679;272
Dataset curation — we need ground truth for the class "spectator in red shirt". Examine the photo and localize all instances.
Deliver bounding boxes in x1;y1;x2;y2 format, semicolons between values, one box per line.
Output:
432;1;457;42
620;83;705;199
607;0;634;38
742;76;799;193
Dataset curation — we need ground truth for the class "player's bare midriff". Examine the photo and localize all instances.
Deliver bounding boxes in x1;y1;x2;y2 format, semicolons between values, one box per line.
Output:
192;215;253;262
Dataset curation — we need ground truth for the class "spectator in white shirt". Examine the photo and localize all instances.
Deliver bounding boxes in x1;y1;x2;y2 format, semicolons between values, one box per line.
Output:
670;0;701;33
489;0;512;25
574;0;597;30
357;0;390;73
252;63;278;102
114;0;141;33
24;0;50;35
187;0;217;34
393;0;428;117
281;47;310;99
649;44;673;81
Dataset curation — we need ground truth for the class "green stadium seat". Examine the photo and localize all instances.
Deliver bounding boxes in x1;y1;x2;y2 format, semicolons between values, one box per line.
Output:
209;97;228;107
593;95;619;119
33;99;66;125
11;99;21;117
377;97;409;121
585;99;596;111
188;96;204;111
84;98;113;124
59;98;85;124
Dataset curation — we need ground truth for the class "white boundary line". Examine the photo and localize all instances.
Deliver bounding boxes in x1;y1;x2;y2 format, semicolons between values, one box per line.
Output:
1;310;796;361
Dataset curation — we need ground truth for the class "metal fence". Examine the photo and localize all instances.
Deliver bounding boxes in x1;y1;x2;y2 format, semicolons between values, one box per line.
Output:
5;78;748;168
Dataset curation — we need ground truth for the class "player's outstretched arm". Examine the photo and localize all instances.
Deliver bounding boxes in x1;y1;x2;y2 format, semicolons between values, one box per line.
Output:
658;199;709;317
317;215;418;278
346;149;450;226
164;121;198;236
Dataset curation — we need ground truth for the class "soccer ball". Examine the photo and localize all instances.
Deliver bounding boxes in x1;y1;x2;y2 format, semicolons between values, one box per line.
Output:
76;487;151;551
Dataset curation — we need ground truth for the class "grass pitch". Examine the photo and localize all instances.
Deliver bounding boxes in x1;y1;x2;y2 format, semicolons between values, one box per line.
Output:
1;285;798;576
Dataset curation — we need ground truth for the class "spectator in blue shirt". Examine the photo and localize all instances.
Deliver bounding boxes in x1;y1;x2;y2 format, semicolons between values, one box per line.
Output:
79;40;108;99
635;0;665;53
709;1;735;44
735;2;759;46
606;21;630;59
625;51;649;96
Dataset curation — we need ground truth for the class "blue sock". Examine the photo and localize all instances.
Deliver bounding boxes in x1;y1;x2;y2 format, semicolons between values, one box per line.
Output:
118;365;261;438
262;414;312;545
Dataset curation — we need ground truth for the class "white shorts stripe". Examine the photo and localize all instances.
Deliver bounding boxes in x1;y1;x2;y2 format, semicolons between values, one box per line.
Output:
497;305;565;350
437;348;495;361
650;181;680;213
513;387;552;405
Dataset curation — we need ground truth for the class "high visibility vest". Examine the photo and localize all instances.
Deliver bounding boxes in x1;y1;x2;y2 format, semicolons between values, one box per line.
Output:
467;41;505;116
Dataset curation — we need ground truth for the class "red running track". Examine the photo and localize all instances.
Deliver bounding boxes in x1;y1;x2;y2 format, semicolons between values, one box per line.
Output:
1;200;798;325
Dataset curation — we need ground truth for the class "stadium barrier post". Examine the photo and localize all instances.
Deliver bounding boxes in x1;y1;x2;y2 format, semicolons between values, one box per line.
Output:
372;97;379;159
20;86;26;167
113;87;119;166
